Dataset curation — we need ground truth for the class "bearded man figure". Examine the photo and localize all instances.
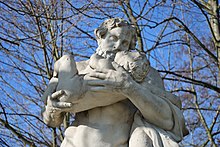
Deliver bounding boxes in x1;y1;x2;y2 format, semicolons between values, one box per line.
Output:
42;18;188;147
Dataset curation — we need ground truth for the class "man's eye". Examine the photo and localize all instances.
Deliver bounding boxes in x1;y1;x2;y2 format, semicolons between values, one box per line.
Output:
109;35;118;41
122;41;129;46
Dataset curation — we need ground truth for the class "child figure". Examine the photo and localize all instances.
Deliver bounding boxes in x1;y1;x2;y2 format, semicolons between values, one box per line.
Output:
88;51;150;83
42;54;86;104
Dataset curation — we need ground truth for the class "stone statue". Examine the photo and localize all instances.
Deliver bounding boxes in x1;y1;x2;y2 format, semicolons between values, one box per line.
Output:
87;51;150;82
41;18;188;147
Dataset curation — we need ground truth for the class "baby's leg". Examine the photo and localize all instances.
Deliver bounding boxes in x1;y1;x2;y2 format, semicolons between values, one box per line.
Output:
129;127;153;147
42;77;58;104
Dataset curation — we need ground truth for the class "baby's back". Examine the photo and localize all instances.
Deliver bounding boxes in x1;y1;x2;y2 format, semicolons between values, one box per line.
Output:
55;55;85;103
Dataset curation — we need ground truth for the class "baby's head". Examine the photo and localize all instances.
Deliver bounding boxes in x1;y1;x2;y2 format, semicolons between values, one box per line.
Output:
114;51;150;82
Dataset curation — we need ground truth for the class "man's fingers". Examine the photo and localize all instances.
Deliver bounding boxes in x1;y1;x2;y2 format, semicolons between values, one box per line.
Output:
88;85;121;92
95;68;109;73
49;107;73;114
88;86;108;91
53;107;68;112
87;72;106;79
87;79;113;86
51;90;65;99
47;95;52;105
111;62;125;72
52;101;72;108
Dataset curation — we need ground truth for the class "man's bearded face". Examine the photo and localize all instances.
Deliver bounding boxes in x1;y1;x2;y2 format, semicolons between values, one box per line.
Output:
97;26;132;60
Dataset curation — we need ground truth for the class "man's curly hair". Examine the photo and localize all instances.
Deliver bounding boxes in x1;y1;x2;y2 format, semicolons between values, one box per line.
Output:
94;18;137;50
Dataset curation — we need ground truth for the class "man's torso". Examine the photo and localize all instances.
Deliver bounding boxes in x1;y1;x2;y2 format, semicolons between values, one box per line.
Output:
61;60;137;147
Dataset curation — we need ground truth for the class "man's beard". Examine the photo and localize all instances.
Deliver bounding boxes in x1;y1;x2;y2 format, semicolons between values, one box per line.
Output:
96;48;116;60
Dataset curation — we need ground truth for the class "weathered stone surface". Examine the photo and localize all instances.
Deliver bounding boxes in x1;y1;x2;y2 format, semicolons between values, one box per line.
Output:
42;18;188;147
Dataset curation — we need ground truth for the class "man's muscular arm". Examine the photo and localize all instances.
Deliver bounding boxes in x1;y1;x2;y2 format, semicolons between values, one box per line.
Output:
121;66;174;130
67;60;127;113
122;80;174;130
86;62;174;131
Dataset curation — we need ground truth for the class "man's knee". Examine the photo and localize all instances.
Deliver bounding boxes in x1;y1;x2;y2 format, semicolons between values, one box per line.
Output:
129;127;153;147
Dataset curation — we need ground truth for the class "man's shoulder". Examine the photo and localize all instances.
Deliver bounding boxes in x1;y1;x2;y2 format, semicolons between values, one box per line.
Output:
144;66;165;90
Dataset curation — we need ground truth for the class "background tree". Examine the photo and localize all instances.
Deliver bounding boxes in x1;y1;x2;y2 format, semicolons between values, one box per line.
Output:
0;0;219;146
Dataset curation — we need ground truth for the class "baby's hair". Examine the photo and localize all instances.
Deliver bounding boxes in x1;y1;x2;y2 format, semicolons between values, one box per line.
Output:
114;51;150;82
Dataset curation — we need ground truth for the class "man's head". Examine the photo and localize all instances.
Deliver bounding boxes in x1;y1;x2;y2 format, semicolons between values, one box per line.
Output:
94;18;137;59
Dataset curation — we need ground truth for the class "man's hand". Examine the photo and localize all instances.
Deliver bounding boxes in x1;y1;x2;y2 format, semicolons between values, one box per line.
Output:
46;90;73;114
42;90;74;127
85;62;134;93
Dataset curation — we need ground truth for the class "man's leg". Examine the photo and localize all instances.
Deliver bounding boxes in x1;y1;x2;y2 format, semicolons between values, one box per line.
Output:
129;127;153;147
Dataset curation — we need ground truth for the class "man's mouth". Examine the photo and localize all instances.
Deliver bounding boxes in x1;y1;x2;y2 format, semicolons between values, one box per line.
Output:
97;50;116;60
103;52;115;60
